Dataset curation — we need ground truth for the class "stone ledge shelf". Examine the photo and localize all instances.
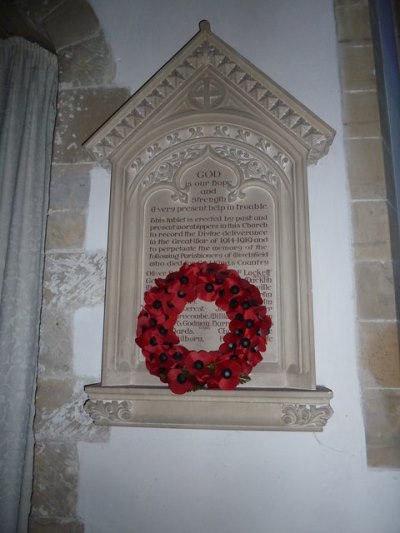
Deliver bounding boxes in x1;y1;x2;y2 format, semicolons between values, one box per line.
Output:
84;385;333;431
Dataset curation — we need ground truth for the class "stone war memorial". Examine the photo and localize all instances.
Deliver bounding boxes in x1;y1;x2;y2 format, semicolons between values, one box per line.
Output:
84;21;335;430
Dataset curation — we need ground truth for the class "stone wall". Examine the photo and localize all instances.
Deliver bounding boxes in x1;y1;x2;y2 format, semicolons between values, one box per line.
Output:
335;0;400;467
22;1;129;530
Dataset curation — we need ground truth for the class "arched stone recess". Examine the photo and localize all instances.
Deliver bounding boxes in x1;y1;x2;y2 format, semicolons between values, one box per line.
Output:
84;21;335;431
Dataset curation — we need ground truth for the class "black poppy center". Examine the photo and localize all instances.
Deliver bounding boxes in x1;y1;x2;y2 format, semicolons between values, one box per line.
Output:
222;368;232;379
230;285;240;294
193;360;204;370
153;300;162;309
246;319;254;328
180;275;189;284
173;352;183;361
177;290;186;298
177;373;187;384
205;283;214;292
159;353;168;362
150;336;157;346
241;338;250;347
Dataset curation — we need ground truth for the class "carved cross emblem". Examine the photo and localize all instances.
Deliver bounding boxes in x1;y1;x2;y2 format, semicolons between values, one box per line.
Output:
188;77;224;109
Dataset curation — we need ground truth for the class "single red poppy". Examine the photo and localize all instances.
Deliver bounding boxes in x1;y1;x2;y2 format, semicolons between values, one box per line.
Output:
167;369;196;394
135;328;162;350
239;350;263;374
136;309;154;336
196;277;221;301
208;360;242;390
143;288;177;321
185;350;217;384
164;265;198;303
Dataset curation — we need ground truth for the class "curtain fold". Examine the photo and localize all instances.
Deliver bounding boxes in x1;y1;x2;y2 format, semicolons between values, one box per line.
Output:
0;37;58;532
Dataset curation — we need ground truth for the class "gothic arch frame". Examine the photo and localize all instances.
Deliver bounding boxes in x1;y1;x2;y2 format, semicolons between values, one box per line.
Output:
84;21;334;431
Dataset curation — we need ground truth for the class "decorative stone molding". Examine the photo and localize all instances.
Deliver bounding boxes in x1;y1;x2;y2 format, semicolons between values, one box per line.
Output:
126;123;291;200
282;404;334;429
132;143;281;208
85;385;333;431
84;21;334;431
84;22;334;165
85;400;135;424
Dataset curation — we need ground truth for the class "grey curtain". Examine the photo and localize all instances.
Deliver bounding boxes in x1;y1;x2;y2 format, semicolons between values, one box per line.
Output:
0;37;57;532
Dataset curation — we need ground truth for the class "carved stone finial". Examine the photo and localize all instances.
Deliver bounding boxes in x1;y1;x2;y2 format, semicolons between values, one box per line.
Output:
199;20;210;31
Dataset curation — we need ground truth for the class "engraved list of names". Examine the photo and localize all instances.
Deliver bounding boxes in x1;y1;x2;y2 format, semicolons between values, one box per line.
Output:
142;158;277;361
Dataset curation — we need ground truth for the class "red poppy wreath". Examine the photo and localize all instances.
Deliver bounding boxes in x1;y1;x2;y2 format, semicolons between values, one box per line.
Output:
135;262;272;394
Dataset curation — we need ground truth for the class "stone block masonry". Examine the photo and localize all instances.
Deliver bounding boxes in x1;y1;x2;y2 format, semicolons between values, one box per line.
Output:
21;0;129;530
335;0;400;468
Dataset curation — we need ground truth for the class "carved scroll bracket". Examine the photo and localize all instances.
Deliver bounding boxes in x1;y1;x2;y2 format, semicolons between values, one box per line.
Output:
282;403;334;430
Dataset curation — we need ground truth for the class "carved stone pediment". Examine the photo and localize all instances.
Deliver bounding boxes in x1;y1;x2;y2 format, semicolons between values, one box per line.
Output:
84;21;334;166
83;21;334;430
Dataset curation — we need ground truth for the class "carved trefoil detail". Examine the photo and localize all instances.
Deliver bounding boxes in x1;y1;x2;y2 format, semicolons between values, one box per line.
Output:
126;124;293;185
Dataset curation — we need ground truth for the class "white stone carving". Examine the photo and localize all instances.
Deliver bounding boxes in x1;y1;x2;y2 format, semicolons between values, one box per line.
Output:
84;387;333;431
187;77;226;109
126;123;292;200
83;21;334;431
85;400;135;424
282;404;334;429
136;144;275;206
84;23;334;165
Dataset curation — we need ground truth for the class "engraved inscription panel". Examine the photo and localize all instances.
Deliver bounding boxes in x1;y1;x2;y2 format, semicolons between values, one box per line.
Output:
140;156;278;364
